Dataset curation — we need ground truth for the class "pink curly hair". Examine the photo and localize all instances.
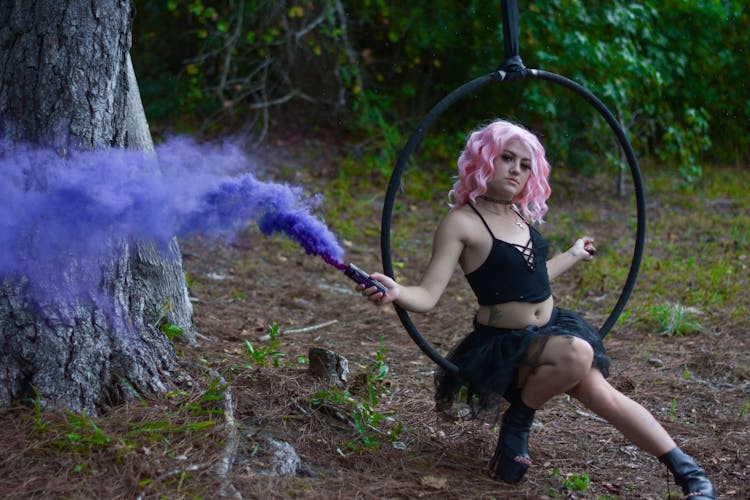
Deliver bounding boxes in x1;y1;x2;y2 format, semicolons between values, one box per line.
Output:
449;119;552;224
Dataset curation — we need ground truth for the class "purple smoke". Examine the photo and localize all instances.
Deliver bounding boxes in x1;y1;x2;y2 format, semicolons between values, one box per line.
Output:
0;137;345;303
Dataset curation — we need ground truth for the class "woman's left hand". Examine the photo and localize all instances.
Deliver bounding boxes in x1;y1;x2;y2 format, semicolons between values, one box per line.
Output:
571;236;597;261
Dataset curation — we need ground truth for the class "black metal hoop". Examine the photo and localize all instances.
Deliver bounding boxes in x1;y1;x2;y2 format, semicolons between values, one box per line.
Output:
380;68;647;375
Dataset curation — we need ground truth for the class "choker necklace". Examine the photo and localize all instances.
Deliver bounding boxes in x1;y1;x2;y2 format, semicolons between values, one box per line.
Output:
480;195;513;205
478;195;525;230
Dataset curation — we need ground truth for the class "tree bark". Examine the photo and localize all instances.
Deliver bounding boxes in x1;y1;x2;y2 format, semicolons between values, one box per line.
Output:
0;0;194;414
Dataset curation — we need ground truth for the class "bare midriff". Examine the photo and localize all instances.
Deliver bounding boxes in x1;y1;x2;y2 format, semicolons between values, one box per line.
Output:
476;295;554;330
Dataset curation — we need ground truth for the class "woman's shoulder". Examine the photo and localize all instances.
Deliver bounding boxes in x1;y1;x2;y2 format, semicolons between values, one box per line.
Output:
442;203;477;225
436;203;482;237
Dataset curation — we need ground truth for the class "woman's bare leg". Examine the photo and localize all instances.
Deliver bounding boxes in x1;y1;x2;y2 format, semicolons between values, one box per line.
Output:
516;340;713;497
569;370;715;498
567;369;675;456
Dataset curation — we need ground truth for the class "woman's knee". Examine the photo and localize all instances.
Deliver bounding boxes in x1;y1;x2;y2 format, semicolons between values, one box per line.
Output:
548;336;594;380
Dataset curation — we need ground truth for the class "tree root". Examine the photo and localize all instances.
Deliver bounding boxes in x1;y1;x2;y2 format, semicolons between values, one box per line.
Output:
169;361;243;498
204;366;242;499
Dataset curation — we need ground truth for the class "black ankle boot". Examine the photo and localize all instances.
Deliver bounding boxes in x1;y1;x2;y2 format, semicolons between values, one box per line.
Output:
659;447;716;499
489;392;536;483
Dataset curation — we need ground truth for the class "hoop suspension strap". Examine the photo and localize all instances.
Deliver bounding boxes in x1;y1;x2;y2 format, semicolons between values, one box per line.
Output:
500;0;525;72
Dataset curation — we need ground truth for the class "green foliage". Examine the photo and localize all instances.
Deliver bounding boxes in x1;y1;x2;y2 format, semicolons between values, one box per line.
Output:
519;1;725;176
549;468;591;493
649;302;703;336
23;389;135;475
133;1;750;169
672;397;681;418
53;412;113;454
311;337;403;451
562;472;590;491
178;377;226;417
244;323;285;367
27;386;47;432
25;389;115;455
159;322;184;341
153;300;184;341
127;380;225;438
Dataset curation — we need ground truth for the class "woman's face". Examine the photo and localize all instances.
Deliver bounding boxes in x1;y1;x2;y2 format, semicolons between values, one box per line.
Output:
489;140;532;199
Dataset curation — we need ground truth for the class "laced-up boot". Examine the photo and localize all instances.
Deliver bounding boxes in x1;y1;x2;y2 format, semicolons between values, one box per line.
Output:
659;447;716;499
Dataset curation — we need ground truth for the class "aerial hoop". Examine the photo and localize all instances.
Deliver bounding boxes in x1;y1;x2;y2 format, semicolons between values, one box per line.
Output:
380;1;646;375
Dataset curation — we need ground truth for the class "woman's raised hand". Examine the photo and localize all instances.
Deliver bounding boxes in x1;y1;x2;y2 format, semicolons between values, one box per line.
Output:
571;236;597;261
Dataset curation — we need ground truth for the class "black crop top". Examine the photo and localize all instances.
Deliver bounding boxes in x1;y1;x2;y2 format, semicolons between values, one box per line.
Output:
464;203;552;306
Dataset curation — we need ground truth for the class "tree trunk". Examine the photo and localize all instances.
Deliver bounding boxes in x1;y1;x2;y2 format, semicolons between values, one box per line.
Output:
0;0;194;415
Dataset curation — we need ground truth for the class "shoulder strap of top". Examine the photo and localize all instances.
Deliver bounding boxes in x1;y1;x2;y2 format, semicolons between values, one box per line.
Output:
467;202;495;238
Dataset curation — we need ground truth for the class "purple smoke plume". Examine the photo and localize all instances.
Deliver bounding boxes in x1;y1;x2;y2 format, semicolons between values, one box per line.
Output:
0;137;345;303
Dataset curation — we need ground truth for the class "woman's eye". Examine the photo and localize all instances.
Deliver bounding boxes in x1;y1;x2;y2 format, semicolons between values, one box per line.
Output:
521;163;531;170
502;154;513;162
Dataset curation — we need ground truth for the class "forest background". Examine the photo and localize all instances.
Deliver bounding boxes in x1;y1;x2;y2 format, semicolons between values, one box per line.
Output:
134;0;748;179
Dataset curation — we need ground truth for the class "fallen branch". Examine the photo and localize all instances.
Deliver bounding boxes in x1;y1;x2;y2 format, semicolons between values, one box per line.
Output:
282;319;339;335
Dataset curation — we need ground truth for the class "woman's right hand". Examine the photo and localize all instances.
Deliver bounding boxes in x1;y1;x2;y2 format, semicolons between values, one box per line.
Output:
356;272;399;306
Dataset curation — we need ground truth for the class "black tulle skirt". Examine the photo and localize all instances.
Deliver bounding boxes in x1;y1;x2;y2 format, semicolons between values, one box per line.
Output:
434;308;610;419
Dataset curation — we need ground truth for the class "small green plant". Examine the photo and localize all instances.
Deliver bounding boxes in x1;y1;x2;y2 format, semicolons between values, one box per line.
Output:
649;302;702;336
314;388;380;449
179;377;226;417
311;337;403;451
128;419;216;437
739;401;749;419
153;300;184;341
53;411;112;454
159;322;184;341
26;386;48;432
669;398;678;418
244;323;285;367
548;468;591;494
562;472;591;491
127;379;225;438
24;387;136;468
366;336;390;406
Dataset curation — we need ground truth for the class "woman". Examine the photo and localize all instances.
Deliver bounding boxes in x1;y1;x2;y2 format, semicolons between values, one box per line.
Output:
358;119;715;498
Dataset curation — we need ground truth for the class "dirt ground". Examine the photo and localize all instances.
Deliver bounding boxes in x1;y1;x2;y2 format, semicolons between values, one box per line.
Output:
176;136;749;499
1;133;748;499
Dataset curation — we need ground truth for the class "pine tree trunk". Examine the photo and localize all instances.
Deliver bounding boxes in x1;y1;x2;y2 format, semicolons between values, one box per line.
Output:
0;0;194;415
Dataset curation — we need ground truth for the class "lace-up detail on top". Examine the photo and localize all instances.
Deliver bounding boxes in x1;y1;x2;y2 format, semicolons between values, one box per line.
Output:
510;238;535;271
464;203;551;306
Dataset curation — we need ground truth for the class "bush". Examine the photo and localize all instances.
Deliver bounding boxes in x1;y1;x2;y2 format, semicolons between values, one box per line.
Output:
132;1;750;169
